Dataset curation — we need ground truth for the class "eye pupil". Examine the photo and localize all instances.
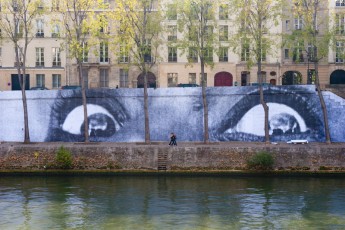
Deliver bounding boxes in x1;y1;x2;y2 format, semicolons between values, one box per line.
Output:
81;113;116;137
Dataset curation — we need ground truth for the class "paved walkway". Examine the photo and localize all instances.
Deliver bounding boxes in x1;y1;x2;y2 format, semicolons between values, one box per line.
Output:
1;141;344;149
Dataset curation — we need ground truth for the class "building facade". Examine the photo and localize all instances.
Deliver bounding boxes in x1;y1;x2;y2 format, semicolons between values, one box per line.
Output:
0;0;344;91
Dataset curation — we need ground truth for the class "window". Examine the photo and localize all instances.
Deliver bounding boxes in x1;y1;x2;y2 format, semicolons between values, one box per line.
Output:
294;16;303;30
52;74;61;88
219;5;229;20
188;47;198;63
307;43;316;61
285;20;290;31
219;25;228;41
36;74;45;87
284;49;289;59
167;4;177;20
336;14;345;34
119;44;129;63
167;73;178;87
36;48;44;66
219;47;228;62
143;39;152;63
336;0;345;6
204;48;213;62
168;47;177;62
13;0;18;11
189;73;196;84
189;27;198;41
200;73;207;86
100;42;109;63
14;18;22;36
36;19;44;37
293;41;304;62
52;0;60;11
99;16;109;34
37;1;44;9
241;42;250;61
82;42;88;63
336;41;344;63
120;69;129;88
205;26;213;40
100;69;109;87
52;24;60;37
52;48;61;66
168;25;177;41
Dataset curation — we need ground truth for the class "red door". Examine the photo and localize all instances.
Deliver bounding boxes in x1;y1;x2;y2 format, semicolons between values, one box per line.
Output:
214;72;233;86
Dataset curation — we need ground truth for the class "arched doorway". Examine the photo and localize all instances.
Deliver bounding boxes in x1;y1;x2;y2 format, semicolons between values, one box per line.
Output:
282;71;302;85
214;71;233;86
330;70;345;84
137;72;156;88
270;79;276;85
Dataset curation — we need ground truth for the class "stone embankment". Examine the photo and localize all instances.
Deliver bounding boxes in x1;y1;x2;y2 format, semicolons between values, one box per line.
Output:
0;141;345;173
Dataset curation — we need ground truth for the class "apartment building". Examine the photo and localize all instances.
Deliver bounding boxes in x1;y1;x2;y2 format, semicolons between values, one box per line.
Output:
0;0;344;91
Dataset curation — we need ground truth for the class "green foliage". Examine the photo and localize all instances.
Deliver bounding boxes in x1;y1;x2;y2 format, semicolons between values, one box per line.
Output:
247;151;274;170
55;146;73;169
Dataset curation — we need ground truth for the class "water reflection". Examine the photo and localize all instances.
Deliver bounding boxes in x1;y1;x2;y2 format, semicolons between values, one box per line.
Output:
1;176;345;229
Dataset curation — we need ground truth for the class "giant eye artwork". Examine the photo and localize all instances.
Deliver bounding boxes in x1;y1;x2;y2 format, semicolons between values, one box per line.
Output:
210;86;325;142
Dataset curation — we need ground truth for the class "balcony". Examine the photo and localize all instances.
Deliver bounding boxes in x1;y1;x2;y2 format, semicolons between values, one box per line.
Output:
81;58;111;65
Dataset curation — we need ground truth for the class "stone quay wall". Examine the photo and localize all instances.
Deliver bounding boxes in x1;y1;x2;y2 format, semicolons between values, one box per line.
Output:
1;142;345;172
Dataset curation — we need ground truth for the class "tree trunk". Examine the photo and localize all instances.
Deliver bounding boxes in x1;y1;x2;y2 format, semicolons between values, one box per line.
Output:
258;62;270;143
201;59;209;144
314;61;331;144
79;62;89;142
21;69;30;143
143;70;150;144
15;46;30;143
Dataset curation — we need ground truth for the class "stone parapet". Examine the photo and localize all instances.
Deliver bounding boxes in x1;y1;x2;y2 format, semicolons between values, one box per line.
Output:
0;142;345;172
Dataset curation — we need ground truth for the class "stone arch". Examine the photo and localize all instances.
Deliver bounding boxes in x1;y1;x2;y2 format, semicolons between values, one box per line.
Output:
214;71;233;86
282;71;302;85
330;69;345;84
137;72;156;88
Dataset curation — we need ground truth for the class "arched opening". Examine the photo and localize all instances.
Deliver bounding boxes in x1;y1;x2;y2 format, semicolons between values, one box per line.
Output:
270;79;277;85
282;71;302;85
214;71;233;86
330;69;345;84
137;72;156;88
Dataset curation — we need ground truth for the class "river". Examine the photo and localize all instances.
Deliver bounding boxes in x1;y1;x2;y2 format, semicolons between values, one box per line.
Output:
1;175;345;229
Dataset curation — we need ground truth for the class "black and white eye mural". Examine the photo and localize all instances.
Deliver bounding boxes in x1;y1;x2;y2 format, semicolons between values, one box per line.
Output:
0;85;343;142
45;89;144;142
209;86;325;142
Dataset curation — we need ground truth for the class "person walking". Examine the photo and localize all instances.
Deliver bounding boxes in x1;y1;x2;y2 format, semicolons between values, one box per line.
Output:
169;132;177;146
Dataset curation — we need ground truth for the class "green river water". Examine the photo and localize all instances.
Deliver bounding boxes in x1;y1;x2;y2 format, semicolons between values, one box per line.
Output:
1;175;345;229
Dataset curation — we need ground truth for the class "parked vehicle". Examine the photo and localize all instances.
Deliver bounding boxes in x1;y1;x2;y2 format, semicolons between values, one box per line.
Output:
61;85;81;90
30;86;49;90
177;83;199;87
